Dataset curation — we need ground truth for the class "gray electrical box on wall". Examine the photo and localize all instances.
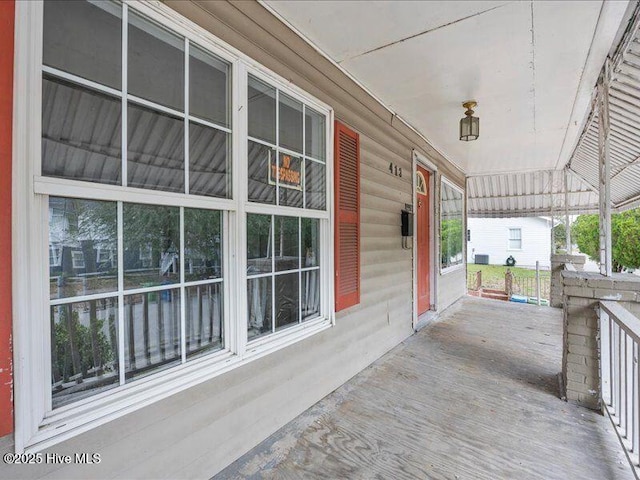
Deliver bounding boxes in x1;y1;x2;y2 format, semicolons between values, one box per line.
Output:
401;210;413;237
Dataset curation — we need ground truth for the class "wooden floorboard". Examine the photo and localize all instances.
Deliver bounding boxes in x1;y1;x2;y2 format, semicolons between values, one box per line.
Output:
215;297;634;480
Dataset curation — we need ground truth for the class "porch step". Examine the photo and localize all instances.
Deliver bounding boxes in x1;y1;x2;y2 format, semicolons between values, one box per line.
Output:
481;292;509;301
483;288;508;295
467;288;510;301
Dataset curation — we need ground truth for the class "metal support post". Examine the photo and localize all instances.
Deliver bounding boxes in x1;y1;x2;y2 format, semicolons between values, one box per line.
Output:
564;169;572;254
536;260;541;306
599;59;612;277
550;170;555;255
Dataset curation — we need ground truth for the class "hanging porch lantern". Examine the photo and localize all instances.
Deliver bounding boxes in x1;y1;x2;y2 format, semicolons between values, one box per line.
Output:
459;101;479;141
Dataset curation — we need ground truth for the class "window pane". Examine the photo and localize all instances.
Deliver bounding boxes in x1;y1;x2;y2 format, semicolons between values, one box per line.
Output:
190;122;230;198
186;283;223;359
302;218;320;267
128;12;184;111
248;141;276;204
247;214;272;275
247;277;272;340
248;76;275;144
43;77;122;185
189;46;230;127
128;103;185;193
49;197;118;300
184;208;222;282
278;153;303;208
440;183;464;269
305;160;326;210
279;93;302;153
302;270;320;321
305;106;326;161
124;289;181;381
274;216;299;272
275;273;299;330
51;298;119;409
44;0;122;89
123;203;180;289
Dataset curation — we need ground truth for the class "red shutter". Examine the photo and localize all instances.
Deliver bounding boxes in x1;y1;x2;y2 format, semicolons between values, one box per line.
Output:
334;121;360;312
0;0;13;437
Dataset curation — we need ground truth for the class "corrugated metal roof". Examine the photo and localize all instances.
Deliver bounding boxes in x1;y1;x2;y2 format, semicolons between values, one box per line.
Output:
568;7;640;212
471;6;640;218
468;170;599;218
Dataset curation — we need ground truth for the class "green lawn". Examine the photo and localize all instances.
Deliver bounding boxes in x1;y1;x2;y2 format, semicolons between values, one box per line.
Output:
467;264;551;297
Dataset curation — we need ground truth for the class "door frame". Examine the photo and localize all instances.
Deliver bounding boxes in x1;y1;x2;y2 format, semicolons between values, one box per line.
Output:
412;150;437;329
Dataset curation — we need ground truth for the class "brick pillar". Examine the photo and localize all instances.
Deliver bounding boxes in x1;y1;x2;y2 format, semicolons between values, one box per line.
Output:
561;271;640;410
0;0;14;438
550;254;585;308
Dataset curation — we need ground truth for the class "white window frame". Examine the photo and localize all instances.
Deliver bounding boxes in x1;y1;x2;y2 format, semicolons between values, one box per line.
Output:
70;250;85;269
507;227;523;251
13;0;334;453
49;244;61;267
439;176;465;274
95;246;114;265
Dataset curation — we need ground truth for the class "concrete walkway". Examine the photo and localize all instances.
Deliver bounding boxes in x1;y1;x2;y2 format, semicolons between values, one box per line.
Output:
216;297;633;480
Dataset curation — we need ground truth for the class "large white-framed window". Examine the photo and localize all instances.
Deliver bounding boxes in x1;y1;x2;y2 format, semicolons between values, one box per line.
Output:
243;69;328;344
440;177;465;273
508;227;522;251
14;0;333;453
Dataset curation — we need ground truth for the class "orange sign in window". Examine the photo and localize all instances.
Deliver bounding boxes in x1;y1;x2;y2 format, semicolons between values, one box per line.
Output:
269;153;302;190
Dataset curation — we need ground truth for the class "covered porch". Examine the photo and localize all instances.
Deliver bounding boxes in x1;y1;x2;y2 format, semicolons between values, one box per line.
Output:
218;297;631;480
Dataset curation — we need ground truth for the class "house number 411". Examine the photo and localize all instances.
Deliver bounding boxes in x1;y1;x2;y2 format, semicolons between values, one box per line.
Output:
388;162;402;177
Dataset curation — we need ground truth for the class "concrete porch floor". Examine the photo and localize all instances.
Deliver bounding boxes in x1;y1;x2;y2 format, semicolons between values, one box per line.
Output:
216;297;633;480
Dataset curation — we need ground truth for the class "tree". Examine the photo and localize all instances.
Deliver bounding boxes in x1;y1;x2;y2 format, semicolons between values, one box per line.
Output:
572;209;640;272
553;218;567;252
441;218;463;267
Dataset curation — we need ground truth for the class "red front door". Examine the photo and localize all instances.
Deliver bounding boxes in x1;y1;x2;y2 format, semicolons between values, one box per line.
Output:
417;166;430;315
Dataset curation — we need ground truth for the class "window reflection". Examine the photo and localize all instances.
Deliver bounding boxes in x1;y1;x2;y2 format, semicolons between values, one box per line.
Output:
248;141;276;204
248;76;276;144
274;216;299;272
184;208;222;282
275;273;299;330
305;106;325;161
124;289;181;381
186;283;223;359
440;182;464;270
247;277;272;340
44;0;122;89
49;197;118;300
189;46;230;127
123;203;180;289
189;123;230;198
128;11;184;111
279;93;302;154
51;298;119;408
42;77;122;185
128;103;185;193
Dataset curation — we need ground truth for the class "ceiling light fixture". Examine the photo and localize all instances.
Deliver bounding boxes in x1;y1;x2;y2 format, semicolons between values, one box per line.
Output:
460;100;479;141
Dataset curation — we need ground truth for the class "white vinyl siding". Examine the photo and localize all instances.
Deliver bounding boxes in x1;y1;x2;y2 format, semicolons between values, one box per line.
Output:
467;217;551;268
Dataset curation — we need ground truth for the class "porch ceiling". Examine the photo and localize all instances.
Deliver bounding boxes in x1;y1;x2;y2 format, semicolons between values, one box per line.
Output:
264;1;638;217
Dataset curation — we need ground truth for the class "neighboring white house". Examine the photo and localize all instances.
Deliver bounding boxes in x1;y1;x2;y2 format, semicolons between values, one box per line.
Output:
467;217;552;269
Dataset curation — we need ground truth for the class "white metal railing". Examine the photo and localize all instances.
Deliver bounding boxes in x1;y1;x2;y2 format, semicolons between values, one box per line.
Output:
600;300;640;477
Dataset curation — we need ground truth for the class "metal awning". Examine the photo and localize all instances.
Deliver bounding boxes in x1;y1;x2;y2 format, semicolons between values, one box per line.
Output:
467;170;598;218
568;10;640;213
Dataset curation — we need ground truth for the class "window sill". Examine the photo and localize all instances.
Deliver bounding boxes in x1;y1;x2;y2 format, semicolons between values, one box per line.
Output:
440;263;465;275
